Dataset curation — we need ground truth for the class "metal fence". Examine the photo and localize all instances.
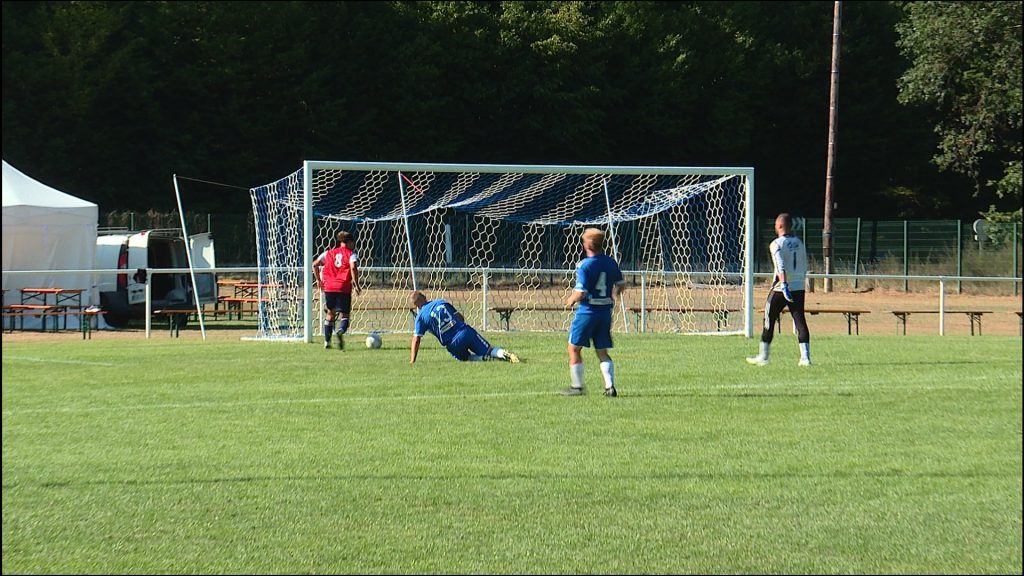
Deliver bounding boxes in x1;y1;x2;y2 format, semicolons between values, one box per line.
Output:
4;267;1021;340
758;217;1022;294
100;212;1023;293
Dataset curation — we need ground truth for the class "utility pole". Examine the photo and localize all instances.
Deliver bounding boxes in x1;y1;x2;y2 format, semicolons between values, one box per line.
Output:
823;1;841;293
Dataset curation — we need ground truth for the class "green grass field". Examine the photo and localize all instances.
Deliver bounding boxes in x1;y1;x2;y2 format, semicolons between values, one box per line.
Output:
2;334;1021;574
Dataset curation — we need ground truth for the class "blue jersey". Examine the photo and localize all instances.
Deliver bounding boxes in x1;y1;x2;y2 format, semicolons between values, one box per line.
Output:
573;254;624;314
414;300;466;347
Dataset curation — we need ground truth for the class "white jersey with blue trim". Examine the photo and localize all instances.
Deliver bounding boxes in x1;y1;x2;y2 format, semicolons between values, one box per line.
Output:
769;234;808;291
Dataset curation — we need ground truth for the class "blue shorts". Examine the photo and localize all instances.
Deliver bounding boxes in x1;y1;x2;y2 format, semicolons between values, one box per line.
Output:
446;326;493;361
323;292;352;314
568;310;613;349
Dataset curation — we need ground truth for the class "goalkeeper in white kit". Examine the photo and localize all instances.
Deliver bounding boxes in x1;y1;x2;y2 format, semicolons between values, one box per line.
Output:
747;213;812;366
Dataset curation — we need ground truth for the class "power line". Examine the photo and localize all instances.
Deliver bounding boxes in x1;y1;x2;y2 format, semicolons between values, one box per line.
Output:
175;175;250;191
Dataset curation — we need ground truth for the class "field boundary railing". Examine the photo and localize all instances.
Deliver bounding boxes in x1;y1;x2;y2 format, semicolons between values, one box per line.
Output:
3;268;1021;339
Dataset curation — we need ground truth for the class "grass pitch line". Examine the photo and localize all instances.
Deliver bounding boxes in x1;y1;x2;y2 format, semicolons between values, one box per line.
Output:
1;389;556;415
0;380;872;417
2;385;752;415
2;355;115;367
1;378;1011;417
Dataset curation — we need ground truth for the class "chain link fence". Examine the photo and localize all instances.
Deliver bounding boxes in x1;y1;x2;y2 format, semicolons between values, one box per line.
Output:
101;211;1022;295
757;217;1021;295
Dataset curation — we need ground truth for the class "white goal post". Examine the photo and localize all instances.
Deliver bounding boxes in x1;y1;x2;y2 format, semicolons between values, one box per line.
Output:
249;161;755;342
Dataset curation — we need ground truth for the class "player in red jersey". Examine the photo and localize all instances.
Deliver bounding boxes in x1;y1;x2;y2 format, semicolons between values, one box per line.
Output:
313;231;361;349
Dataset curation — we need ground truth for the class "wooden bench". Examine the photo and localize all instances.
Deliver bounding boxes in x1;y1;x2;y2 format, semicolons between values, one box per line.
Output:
890;310;992;335
60;308;107;339
231;282;282;299
218;296;268;304
152;307;199;337
354;306;416;315
629;307;738;332
490;306;569;331
217;296;268;320
777;308;869;335
153;306;245;336
2;306;106;339
2;304;59;332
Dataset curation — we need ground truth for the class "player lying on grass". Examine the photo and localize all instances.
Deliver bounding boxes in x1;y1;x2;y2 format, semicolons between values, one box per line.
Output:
409;291;520;364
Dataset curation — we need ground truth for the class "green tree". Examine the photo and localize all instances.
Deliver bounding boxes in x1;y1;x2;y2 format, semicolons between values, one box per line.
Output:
3;1;977;221
896;1;1022;217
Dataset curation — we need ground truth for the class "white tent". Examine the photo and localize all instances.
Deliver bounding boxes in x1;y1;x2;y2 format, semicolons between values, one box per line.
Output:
2;160;99;329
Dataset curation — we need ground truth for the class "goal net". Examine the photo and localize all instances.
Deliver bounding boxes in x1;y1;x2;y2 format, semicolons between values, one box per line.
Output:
249;162;753;342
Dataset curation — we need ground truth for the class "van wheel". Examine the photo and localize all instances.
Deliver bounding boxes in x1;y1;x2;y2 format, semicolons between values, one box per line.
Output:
104;311;130;328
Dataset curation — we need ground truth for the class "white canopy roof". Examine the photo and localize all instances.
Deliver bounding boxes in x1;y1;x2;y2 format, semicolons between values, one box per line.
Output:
2;160;100;323
3;160;98;212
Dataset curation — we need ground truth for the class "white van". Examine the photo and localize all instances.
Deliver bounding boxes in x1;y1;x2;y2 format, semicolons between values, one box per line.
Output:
96;229;217;327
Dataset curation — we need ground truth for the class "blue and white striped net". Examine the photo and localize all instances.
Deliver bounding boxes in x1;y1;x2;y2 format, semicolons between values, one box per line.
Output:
251;165;748;340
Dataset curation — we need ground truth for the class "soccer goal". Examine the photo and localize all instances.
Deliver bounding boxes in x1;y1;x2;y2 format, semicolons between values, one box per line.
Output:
249;161;754;342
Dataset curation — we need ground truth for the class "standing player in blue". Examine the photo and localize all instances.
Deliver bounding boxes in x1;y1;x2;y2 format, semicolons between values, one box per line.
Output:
562;228;626;397
409;291;520;364
747;213;812;366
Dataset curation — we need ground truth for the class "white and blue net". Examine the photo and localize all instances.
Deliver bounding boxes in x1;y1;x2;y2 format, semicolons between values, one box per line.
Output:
250;163;750;340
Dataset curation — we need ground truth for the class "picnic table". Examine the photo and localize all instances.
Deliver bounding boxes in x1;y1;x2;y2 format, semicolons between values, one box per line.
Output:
890;310;992;335
20;287;85;330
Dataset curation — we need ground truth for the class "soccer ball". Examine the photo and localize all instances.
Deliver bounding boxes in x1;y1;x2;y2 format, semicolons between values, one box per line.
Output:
365;333;382;349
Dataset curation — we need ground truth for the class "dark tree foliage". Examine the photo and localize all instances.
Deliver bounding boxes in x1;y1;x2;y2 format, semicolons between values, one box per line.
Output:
896;1;1022;218
2;1;1003;219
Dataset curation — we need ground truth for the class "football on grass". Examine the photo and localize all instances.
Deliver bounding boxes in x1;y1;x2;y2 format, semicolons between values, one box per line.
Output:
365;333;382;349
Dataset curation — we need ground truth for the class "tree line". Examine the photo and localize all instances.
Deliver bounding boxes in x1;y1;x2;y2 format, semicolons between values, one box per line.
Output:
2;1;1020;222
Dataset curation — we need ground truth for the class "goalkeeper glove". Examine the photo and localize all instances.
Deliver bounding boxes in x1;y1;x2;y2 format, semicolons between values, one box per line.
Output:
780;282;794;302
